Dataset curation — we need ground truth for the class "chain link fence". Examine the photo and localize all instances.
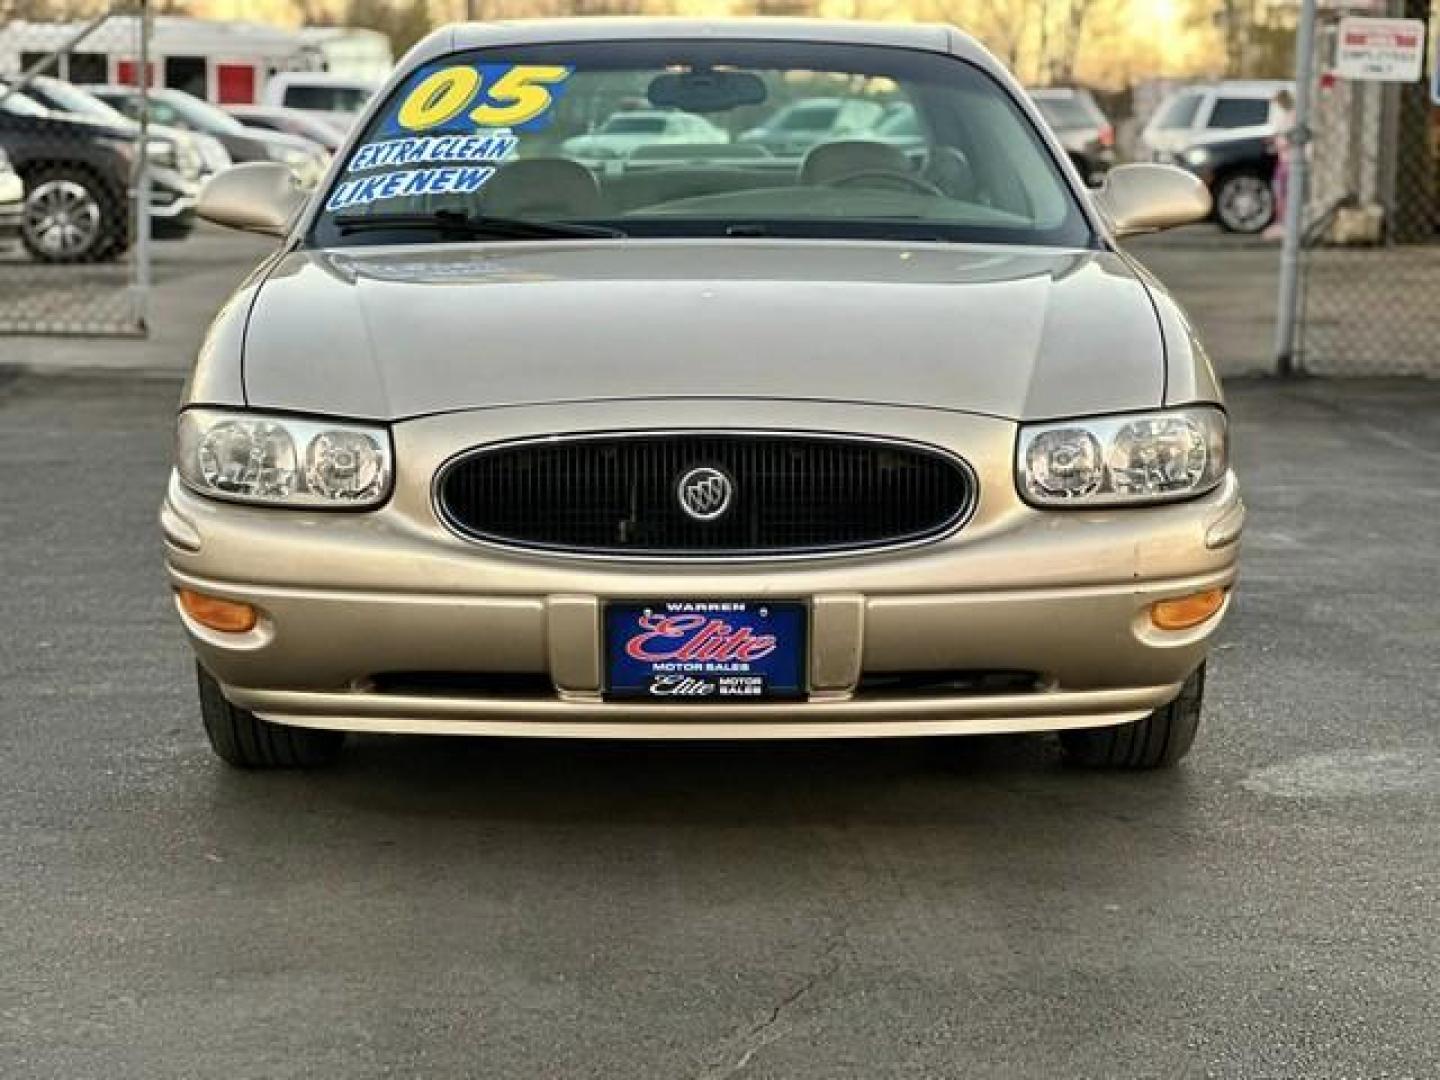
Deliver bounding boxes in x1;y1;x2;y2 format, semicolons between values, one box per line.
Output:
0;7;160;336
1297;5;1440;375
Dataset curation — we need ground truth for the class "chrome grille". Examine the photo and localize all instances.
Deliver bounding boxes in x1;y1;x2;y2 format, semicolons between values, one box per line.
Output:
436;432;976;558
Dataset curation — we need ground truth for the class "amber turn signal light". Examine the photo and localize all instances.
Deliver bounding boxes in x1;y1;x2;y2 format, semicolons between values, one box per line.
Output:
177;589;259;633
1150;588;1226;631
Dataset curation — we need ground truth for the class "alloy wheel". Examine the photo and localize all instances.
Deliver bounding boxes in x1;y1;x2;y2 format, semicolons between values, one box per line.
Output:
1216;173;1274;234
23;179;104;259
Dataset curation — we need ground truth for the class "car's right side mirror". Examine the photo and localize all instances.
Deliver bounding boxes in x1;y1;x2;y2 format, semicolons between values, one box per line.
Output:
1092;163;1212;238
197;162;308;236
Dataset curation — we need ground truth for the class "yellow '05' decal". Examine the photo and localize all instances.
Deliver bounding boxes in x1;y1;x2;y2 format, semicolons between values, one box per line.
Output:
396;66;481;131
396;64;571;132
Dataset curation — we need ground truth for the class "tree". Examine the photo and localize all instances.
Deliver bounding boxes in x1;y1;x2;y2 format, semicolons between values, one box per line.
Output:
303;0;436;57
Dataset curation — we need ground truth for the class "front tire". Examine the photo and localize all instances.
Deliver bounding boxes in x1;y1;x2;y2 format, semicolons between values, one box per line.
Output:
1060;664;1205;770
1214;170;1275;234
20;168;129;263
197;664;344;769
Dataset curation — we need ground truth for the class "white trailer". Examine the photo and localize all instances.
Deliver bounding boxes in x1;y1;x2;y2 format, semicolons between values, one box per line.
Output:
0;16;390;107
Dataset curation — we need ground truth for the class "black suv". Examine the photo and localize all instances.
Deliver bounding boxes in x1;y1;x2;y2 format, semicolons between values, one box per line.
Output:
1170;132;1277;234
1141;82;1289;233
1;82;205;262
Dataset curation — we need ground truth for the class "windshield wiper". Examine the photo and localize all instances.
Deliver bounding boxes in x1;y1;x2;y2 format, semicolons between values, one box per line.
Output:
333;209;625;241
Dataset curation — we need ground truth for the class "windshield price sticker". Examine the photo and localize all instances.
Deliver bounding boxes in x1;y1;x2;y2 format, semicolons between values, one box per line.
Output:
326;166;496;212
347;133;518;173
383;62;574;137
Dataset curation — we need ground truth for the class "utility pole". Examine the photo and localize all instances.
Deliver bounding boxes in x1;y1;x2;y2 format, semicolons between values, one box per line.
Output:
1273;0;1318;376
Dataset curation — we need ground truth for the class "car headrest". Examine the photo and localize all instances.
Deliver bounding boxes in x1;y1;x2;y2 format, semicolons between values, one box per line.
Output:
924;146;978;201
479;158;601;218
800;140;912;186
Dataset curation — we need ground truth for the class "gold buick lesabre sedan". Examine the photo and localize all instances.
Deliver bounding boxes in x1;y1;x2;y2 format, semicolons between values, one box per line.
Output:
163;19;1242;770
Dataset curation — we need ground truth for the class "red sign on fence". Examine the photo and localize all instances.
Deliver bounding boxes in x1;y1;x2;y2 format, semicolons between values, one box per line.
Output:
1334;17;1426;82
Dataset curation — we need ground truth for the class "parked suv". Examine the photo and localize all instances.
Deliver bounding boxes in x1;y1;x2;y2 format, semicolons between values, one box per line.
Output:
17;75;231;181
738;96;887;158
2;77;211;242
1141;81;1290;233
0;90;137;262
86;86;328;188
1028;86;1115;184
0;145;22;244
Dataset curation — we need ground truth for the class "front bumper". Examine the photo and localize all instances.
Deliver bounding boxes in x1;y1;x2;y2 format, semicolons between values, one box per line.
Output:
0;173;23;238
145;170;198;224
162;401;1243;739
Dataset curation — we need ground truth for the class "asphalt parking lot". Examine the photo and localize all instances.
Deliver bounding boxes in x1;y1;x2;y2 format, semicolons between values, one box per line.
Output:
2;364;1437;1077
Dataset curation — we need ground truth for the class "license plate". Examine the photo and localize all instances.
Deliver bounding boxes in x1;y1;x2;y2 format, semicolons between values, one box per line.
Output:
604;601;808;701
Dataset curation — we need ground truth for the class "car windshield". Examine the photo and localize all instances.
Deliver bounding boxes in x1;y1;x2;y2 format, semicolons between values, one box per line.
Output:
32;77;128;123
876;104;921;138
153;90;249;135
285;85;373;113
775;104;840;131
310;39;1090;249
1033;96;1098;130
0;89;47;116
1151;91;1203;131
603;114;667;134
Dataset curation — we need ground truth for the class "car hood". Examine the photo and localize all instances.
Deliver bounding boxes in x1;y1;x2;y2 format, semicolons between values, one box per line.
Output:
243;126;322;156
241;240;1165;422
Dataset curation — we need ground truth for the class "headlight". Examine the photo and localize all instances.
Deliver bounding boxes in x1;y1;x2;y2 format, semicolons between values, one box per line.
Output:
1181;147;1211;167
145;138;178;170
200;136;232;172
1017;406;1227;507
97;136;135;161
176;408;393;508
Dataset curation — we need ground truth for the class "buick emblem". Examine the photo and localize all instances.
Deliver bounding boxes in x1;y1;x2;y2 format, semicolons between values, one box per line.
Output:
677;466;733;521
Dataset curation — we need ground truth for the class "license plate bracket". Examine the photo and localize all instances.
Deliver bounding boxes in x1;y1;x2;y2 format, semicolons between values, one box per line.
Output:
603;601;808;702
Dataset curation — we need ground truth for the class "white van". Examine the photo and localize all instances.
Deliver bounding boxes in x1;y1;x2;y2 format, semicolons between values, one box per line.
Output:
261;72;377;128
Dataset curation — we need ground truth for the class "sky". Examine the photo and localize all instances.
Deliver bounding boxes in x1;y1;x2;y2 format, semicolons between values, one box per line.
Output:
188;0;1226;87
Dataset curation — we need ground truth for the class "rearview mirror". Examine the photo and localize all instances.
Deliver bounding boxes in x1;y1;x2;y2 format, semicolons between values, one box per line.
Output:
197;162;308;236
1092;163;1211;238
647;70;767;113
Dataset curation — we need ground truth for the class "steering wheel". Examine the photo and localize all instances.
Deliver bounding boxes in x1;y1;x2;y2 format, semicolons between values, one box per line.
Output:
826;169;946;197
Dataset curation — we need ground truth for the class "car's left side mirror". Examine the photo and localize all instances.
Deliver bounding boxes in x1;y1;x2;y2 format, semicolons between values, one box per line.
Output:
198;162;308;236
1092;163;1212;238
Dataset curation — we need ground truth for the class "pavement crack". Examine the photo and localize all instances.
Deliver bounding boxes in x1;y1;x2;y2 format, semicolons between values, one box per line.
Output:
707;936;845;1078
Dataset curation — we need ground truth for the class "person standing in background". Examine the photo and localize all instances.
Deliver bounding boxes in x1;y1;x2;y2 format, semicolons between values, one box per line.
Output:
1263;87;1296;240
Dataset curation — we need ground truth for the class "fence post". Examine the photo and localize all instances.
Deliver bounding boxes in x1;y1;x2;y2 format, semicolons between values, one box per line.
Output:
1273;0;1320;376
131;0;152;333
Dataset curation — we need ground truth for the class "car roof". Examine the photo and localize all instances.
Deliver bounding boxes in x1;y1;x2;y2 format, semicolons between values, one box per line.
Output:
269;72;376;88
438;17;957;53
1185;80;1293;98
82;84;184;98
402;18;1003;78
